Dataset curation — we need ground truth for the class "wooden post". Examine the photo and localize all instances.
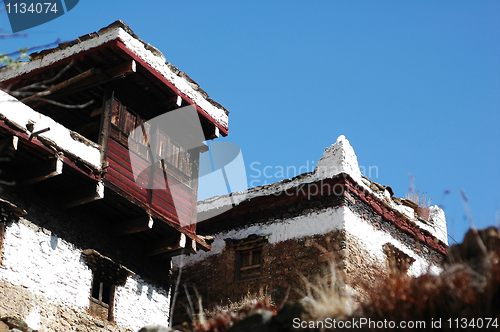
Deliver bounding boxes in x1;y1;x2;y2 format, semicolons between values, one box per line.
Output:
189;149;200;233
99;90;114;167
113;215;154;236
0;221;5;266
61;181;104;209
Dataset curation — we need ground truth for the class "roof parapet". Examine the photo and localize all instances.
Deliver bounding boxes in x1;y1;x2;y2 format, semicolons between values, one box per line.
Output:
197;135;448;245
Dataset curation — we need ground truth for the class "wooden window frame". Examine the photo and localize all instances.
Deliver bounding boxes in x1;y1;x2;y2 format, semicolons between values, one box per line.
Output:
89;273;116;322
236;246;263;281
226;235;268;282
109;98;193;187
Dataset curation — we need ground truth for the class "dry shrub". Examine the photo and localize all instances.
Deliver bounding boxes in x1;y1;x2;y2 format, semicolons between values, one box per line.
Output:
190;290;276;332
297;245;356;321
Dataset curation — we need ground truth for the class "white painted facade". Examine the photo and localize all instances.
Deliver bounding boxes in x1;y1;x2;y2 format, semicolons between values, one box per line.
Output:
175;205;440;276
0;220;170;331
343;208;441;276
178;135;447;277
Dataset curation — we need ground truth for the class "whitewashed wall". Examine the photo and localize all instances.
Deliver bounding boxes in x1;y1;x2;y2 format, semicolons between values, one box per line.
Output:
343;208;441;276
0;219;171;331
174;205;439;277
173;206;345;268
114;275;171;331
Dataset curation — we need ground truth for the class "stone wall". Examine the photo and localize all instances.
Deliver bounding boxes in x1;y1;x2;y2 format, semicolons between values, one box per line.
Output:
0;279;128;332
0;186;172;332
170;136;447;325
172;198;445;325
172;230;346;324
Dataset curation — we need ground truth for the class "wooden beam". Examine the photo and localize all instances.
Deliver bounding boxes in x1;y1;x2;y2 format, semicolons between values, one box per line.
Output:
61;181;104;209
155;95;180;110
106;60;136;77
203;124;219;140
17;158;63;185
0;136;18;156
147;233;186;256
153;238;196;260
21;60;137;108
21;68;98;106
114;215;153;236
90;108;103;118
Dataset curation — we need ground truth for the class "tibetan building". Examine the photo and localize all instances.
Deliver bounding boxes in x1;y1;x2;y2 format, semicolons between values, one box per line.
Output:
0;20;227;331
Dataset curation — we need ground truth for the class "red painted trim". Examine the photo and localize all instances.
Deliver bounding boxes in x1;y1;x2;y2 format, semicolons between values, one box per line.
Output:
342;176;447;255
199;174;447;255
113;40;229;136
103;179;210;251
0;120;101;181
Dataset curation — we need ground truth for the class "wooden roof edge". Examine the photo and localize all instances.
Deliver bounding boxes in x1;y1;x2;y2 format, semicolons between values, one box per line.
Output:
0;20;229;134
0;197;27;218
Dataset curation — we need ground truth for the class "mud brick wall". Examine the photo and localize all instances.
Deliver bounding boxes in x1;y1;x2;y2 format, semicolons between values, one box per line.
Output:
0;279;130;332
172;230;346;324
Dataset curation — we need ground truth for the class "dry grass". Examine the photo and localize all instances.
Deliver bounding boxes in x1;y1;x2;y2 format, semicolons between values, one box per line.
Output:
405;190;432;209
296;245;356;321
189;289;276;332
353;227;500;331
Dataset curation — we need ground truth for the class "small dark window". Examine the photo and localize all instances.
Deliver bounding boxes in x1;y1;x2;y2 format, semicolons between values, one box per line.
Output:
383;243;415;274
237;247;263;281
89;275;115;321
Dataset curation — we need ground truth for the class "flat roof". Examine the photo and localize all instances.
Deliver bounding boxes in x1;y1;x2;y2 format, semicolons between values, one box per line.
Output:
0;20;229;135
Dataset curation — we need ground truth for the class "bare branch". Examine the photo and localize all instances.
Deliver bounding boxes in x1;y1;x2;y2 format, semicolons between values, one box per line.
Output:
25;98;95;109
41;59;74;85
12;60;74;93
0;179;16;186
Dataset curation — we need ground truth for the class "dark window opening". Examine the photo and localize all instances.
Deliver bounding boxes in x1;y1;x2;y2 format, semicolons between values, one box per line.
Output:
89;274;115;321
383;243;416;274
237;247;263;281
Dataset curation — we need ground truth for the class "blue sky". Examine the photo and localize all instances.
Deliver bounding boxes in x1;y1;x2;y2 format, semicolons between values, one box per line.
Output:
1;1;499;245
